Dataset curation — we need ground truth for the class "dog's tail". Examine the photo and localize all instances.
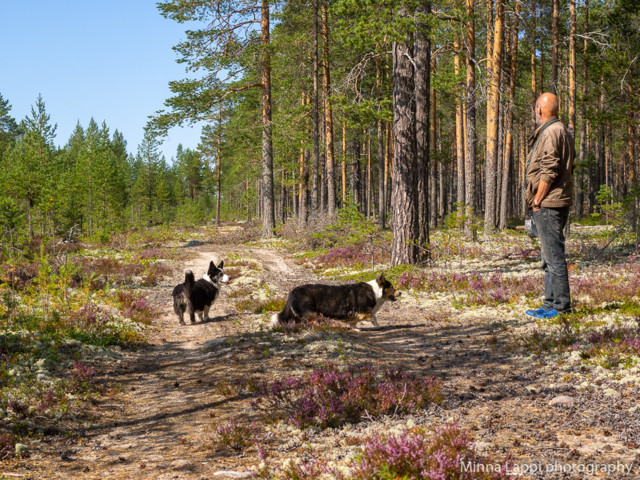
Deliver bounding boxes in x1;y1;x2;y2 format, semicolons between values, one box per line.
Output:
184;270;195;297
270;296;296;329
270;311;282;329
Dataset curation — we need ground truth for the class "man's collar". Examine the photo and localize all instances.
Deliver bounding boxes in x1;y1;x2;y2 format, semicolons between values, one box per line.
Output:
534;116;559;135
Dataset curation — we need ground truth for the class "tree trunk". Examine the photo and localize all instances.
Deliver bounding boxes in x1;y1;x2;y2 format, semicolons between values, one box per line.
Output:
299;94;309;224
628;93;637;233
438;127;446;221
568;0;576;136
551;0;559;94
484;0;504;234
310;0;320;214
630;111;639;240
321;0;336;216
367;134;372;216
376;57;386;228
428;54;437;229
391;31;419;266
386;121;393;216
486;0;494;83
342;121;347;203
597;75;605;200
519;125;527;216
539;42;545;93
454;36;465;209
415;6;431;255
261;0;275;237
352;137;361;205
465;0;477;239
216;111;222;225
530;0;537;127
500;0;519;229
576;0;588;217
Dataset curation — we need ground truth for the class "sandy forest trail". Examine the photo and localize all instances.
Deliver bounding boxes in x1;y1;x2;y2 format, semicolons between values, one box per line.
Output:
17;240;640;479
23;243;321;480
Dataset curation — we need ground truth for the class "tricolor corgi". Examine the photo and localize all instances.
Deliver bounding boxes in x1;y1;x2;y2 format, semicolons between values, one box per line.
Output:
270;272;400;328
172;260;230;325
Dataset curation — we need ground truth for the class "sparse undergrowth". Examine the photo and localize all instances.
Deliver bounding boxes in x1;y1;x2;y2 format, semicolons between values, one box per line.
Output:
522;315;640;370
256;424;508;479
270;314;354;334
251;363;442;429
0;227;176;454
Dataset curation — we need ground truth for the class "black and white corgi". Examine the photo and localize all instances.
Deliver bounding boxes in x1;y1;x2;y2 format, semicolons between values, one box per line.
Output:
270;272;400;329
172;260;230;325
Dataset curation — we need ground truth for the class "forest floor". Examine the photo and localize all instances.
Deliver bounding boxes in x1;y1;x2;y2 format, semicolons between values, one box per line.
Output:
5;224;640;479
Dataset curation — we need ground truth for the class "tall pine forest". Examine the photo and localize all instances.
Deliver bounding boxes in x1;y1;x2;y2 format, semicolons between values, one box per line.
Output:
1;0;639;266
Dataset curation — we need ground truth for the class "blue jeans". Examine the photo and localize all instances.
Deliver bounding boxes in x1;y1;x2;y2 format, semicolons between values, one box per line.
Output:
533;206;572;313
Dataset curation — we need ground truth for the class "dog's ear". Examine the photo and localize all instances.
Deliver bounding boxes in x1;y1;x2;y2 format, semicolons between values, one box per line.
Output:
218;260;224;269
209;261;215;270
377;271;386;285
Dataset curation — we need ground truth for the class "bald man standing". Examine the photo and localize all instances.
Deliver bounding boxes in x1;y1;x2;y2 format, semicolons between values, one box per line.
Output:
525;92;575;318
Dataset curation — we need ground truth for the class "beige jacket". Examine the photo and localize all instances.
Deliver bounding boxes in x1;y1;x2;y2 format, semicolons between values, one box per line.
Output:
525;117;575;208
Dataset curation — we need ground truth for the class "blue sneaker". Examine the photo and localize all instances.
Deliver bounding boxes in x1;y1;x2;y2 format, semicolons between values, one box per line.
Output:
525;306;548;317
534;309;560;319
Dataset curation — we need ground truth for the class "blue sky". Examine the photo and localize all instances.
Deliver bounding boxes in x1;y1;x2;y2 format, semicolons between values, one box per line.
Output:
0;1;204;162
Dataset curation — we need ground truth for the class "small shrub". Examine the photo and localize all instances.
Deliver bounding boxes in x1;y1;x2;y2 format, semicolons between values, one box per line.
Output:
271;314;352;334
0;433;15;460
214;419;260;451
223;267;242;279
7;400;29;418
140;262;172;286
70;360;95;396
348;424;508;479
227;286;253;299
396;270;541;307
256;457;326;480
235;297;286;314
213;378;260;397
116;291;156;324
134;247;164;261
74;302;110;327
572;259;640;308
314;245;390;269
522;316;640;369
252;363;441;429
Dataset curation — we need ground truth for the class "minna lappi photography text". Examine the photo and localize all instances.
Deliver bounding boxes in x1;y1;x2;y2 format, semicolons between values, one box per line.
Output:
461;460;635;477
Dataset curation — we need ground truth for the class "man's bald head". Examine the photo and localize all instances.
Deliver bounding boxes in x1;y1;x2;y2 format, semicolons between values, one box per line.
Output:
535;92;559;124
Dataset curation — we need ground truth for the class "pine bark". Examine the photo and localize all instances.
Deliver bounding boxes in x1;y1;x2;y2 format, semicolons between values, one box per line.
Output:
577;0;588;216
391;27;419;265
484;0;504;234
530;0;537;126
454;37;465;209
311;0;320;214
342;121;347;203
216;109;222;225
376;56;386;228
415;6;431;255
465;0;477;238
499;0;519;229
300;93;309;224
568;0;576;136
367;135;372;216
551;0;559;94
321;0;336;216
261;0;275;237
351;137;361;205
428;54;437;229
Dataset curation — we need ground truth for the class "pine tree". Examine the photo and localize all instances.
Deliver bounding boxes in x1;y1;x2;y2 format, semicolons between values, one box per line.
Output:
4;95;57;237
152;0;277;237
0;93;21;154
